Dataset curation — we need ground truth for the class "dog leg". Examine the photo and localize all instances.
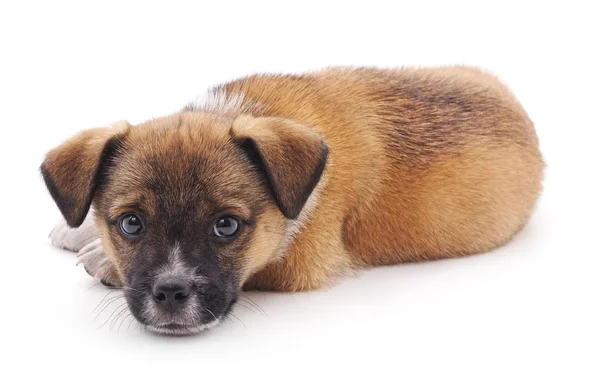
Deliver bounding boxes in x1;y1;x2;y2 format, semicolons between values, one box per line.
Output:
49;215;121;287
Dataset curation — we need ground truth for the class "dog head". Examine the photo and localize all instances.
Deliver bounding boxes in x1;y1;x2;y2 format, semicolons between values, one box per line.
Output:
41;112;328;334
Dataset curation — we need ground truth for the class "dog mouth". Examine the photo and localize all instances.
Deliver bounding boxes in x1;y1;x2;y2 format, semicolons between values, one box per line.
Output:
137;301;228;336
145;319;223;336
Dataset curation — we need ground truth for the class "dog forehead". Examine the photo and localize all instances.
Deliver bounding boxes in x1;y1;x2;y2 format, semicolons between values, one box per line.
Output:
121;114;244;178
103;114;264;213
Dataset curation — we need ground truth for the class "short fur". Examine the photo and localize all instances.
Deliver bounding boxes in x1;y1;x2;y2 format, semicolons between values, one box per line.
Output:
42;66;543;333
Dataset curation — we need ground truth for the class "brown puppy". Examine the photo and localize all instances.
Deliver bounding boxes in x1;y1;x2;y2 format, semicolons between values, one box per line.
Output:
42;66;543;334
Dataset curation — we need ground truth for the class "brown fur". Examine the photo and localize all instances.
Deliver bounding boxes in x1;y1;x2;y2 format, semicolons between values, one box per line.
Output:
42;66;544;294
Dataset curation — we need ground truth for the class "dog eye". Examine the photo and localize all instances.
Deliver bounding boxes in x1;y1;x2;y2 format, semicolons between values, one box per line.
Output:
213;216;241;238
119;213;145;236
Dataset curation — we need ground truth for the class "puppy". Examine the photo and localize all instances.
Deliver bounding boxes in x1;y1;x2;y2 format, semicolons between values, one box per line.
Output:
42;66;543;334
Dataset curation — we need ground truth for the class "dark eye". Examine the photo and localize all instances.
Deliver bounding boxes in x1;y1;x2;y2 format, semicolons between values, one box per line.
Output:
119;213;144;236
213;216;241;239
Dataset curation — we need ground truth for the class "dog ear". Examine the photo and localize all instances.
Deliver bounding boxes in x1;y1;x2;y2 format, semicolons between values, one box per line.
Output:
41;122;130;227
232;115;328;219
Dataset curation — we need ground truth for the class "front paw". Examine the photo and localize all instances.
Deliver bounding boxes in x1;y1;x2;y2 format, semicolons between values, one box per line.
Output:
49;217;99;252
76;239;122;287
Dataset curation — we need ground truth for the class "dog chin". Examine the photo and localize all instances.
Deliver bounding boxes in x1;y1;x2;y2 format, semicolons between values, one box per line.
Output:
146;319;222;336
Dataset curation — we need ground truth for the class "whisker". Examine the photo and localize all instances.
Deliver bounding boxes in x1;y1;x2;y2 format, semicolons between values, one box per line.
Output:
120;286;143;294
98;302;128;329
92;292;124;315
89;290;122;316
92;296;125;323
205;308;218;322
230;313;246;328
224;315;234;324
111;304;130;330
110;310;125;331
127;313;141;333
239;295;267;316
85;281;101;292
235;302;256;313
118;313;133;333
237;298;262;314
92;298;122;323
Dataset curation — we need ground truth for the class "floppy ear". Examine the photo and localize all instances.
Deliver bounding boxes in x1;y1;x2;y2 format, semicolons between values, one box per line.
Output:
231;115;328;219
41;122;130;227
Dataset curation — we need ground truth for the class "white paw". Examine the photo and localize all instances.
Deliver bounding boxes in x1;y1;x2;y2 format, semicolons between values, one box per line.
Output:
49;216;99;252
76;239;110;278
76;239;121;287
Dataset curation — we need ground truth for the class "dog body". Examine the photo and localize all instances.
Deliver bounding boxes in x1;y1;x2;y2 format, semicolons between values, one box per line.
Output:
43;67;543;334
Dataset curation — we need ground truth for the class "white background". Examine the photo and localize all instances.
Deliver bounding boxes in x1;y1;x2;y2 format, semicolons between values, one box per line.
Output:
1;1;598;379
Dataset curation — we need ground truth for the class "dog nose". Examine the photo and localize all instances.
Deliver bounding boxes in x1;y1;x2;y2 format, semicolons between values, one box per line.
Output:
152;278;191;310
